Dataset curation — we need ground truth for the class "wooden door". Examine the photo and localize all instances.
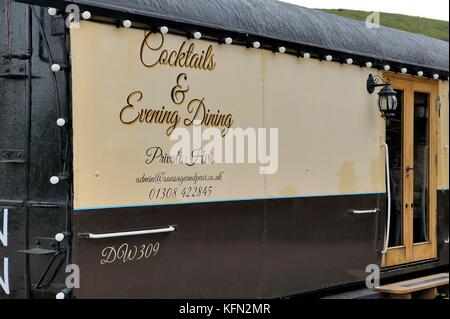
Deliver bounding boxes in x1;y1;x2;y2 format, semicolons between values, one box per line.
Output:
382;74;438;267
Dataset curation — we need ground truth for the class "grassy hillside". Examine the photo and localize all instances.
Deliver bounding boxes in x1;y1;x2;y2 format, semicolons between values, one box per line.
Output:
320;9;449;41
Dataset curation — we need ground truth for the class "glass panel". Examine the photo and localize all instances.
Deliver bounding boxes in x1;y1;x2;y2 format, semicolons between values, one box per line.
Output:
386;90;404;247
413;92;430;243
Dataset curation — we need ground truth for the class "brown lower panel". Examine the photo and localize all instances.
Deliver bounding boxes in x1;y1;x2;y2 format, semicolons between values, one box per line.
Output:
258;194;385;297
72;200;265;299
72;194;386;298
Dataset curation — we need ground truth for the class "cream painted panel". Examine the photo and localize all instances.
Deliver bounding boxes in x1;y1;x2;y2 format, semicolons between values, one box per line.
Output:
262;51;385;196
71;21;386;210
71;21;265;209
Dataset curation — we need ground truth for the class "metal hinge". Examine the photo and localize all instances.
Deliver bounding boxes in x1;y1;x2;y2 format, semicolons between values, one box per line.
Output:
19;237;62;256
1;53;32;60
0;61;28;79
0;149;25;163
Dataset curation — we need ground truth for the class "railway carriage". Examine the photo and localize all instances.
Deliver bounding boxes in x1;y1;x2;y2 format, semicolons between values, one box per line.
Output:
0;0;448;299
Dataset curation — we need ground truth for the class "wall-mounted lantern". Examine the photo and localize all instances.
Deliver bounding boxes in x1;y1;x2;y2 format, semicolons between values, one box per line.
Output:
367;74;398;124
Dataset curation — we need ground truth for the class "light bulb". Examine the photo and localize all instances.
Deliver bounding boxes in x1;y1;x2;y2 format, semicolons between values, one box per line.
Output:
417;71;424;77
401;68;408;73
48;8;58;16
56;292;65;300
384;65;391;71
278;46;286;54
159;26;169;34
346;58;353;64
252;41;261;49
55;233;65;242
122;20;132;28
81;11;91;20
302;52;311;59
365;62;373;68
56;118;66;127
50;176;60;185
51;64;61;72
193;32;202;39
325;55;333;62
224;37;233;45
433;74;439;80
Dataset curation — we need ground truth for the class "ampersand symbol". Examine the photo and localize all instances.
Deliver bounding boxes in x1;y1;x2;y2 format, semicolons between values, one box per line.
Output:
171;73;190;105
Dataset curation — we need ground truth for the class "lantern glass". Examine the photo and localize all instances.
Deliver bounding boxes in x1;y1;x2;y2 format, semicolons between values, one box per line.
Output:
378;95;389;112
390;94;398;111
378;85;398;117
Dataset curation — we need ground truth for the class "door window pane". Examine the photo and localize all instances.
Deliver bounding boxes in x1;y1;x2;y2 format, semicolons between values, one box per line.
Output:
413;92;430;243
386;90;404;247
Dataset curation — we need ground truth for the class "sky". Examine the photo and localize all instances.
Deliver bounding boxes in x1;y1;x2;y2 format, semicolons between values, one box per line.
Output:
279;0;449;21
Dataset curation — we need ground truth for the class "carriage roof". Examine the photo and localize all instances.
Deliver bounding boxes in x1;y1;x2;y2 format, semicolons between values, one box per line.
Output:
18;0;449;75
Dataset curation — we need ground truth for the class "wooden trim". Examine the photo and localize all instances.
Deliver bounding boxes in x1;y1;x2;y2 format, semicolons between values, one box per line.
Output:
404;80;414;262
376;273;448;295
383;246;407;266
384;72;439;84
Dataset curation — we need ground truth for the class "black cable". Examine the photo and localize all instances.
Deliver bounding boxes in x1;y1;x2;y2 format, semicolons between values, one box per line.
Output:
31;6;65;167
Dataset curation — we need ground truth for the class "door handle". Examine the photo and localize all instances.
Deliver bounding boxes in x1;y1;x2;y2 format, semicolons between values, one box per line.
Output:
78;226;176;239
350;209;380;215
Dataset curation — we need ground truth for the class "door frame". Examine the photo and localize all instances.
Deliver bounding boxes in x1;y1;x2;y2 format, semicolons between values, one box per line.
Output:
382;73;438;267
